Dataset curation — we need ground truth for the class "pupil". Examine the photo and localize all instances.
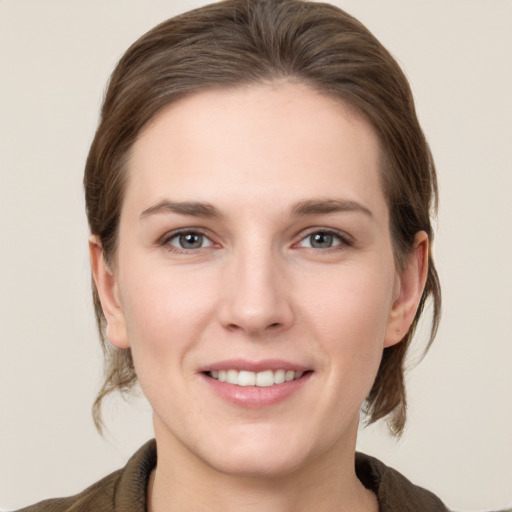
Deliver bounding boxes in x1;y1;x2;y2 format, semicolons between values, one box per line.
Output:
180;233;202;248
311;232;332;248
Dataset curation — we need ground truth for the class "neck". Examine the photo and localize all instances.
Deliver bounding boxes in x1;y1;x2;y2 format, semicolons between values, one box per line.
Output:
148;421;377;512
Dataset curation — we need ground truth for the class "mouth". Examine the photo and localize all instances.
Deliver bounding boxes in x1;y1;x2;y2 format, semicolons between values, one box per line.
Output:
200;360;313;407
206;369;307;387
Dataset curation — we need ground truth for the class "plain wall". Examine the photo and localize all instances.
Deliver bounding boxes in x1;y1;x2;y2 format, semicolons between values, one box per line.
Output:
0;1;511;510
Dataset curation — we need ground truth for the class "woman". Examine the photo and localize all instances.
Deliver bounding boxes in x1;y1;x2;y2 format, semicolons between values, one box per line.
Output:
18;0;446;510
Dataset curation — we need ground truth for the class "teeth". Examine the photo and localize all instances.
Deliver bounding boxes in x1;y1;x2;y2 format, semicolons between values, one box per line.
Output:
256;370;274;387
209;369;305;386
274;369;285;384
238;370;256;386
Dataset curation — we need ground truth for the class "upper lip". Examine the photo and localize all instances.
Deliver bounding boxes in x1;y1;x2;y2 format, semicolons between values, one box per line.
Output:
199;359;311;373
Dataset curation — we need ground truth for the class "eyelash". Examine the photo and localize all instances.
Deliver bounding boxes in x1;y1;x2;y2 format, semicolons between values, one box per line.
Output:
294;228;353;251
160;228;217;254
159;228;353;254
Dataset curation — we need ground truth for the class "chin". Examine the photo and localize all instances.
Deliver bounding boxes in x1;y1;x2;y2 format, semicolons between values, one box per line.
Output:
195;425;320;479
206;447;308;479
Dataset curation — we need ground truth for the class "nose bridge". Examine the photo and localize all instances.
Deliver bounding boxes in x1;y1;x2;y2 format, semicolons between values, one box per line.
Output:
219;236;292;335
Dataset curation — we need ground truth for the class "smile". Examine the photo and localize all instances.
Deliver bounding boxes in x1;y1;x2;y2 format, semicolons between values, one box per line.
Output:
208;369;304;387
201;360;312;407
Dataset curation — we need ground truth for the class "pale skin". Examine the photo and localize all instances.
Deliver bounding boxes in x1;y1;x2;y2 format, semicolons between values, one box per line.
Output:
90;82;429;512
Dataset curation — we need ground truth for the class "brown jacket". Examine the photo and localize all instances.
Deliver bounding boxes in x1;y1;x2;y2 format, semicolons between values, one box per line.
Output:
16;439;449;511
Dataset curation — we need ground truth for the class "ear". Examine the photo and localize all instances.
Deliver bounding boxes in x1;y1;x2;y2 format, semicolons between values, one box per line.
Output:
88;235;130;349
384;231;429;348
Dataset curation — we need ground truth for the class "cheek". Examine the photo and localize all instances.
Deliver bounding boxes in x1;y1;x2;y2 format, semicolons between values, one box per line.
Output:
119;263;219;371
302;260;395;338
299;260;395;380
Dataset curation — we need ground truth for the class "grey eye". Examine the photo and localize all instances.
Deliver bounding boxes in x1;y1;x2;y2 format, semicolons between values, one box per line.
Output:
309;232;334;248
179;233;204;249
168;232;213;250
298;231;343;249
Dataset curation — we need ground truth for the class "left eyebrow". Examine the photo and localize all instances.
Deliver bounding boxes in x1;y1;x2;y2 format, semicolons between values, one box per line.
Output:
290;199;373;218
140;200;222;219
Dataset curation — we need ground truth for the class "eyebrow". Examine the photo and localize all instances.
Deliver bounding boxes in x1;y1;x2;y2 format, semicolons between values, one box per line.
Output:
290;199;373;218
140;200;222;219
140;198;373;221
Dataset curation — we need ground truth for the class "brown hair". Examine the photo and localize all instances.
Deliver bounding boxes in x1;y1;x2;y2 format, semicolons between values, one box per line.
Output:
85;0;441;436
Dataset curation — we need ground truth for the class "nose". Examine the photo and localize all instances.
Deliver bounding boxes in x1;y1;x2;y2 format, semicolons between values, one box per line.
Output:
218;243;294;337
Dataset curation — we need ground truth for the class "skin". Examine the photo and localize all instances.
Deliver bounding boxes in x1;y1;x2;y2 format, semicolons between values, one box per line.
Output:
90;82;428;512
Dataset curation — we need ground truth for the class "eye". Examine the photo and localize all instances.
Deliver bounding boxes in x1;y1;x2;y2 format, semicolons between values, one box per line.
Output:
166;231;214;250
297;230;346;249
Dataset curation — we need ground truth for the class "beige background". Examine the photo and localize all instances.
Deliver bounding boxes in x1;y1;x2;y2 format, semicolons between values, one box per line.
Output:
1;1;511;510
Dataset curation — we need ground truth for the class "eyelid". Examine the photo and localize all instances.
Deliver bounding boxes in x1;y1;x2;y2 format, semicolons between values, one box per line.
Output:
294;227;354;249
157;226;353;252
159;227;219;251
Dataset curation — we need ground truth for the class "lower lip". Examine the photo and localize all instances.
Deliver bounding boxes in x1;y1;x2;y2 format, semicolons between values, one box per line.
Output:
201;372;312;408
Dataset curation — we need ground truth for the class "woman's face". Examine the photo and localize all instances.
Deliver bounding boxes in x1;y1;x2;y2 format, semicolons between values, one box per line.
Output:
94;82;423;477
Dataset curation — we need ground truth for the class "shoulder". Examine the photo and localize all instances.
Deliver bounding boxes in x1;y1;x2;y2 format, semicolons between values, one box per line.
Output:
13;470;121;512
355;452;450;512
14;440;156;512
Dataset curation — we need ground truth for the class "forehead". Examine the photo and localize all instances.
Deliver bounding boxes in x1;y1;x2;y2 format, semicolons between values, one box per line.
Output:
124;82;386;219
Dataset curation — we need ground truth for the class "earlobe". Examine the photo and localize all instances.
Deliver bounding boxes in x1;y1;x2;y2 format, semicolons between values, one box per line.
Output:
88;235;130;349
384;231;429;348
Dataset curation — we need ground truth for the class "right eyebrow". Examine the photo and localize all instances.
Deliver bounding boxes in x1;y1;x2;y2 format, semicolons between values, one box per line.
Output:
140;200;222;220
